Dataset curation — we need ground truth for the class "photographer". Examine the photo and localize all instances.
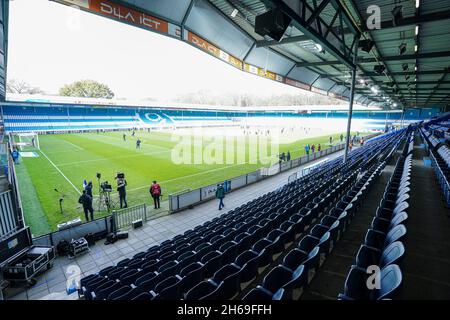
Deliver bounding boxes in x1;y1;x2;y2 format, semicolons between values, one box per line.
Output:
116;173;128;208
149;180;162;209
78;190;94;221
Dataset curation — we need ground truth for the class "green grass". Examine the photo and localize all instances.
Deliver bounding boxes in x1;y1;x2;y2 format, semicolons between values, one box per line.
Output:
17;129;365;236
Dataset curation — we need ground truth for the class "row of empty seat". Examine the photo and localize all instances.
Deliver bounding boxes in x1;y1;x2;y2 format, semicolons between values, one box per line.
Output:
421;126;450;206
244;159;388;300
339;130;414;299
77;128;409;300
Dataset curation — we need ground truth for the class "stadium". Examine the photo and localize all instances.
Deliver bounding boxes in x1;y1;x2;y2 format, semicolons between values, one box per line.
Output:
0;0;449;305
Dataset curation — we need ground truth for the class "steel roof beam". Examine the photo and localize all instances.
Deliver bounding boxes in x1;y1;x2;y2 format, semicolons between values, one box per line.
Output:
296;51;450;67
256;35;311;48
335;80;450;86
261;0;360;70
322;68;450;78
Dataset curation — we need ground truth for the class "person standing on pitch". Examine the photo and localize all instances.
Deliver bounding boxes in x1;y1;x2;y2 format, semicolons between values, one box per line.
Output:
136;138;141;149
85;181;93;198
150;180;162;209
116;175;128;208
216;184;225;210
78;190;94;221
123;133;126;141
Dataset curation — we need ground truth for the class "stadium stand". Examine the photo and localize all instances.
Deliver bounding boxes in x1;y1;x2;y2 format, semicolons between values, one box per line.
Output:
76;126;411;300
421;123;450;206
0;103;438;133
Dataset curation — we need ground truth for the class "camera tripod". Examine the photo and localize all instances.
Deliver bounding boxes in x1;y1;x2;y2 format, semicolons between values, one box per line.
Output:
97;190;119;212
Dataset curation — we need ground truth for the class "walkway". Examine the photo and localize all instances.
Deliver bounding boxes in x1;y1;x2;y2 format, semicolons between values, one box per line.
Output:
300;154;398;299
5;149;346;300
397;134;450;299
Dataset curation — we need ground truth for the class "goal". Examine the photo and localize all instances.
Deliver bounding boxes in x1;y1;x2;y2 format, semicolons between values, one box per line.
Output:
11;132;40;151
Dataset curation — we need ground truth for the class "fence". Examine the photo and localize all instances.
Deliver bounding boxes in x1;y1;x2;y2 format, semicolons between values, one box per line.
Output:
0;191;17;241
169;143;346;212
32;216;113;247
0;139;24;241
112;204;147;231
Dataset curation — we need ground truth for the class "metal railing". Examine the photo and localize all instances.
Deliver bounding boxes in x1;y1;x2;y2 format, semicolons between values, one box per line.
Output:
112;204;148;231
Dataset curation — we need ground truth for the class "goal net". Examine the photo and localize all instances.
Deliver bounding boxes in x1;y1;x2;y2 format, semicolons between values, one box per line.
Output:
11;132;40;151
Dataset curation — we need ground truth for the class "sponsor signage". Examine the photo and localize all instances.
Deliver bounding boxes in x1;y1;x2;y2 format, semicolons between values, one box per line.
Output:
56;0;180;37
187;31;243;70
311;86;328;96
285;78;311;91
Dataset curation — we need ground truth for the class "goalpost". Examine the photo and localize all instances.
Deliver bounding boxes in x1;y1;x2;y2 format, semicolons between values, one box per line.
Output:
11;132;40;151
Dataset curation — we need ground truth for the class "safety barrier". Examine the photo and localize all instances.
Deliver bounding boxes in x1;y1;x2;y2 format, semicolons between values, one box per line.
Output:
112;204;147;231
0;191;16;241
32;216;112;247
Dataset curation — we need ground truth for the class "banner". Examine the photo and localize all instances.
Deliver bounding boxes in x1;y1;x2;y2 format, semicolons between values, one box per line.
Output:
55;0;181;37
311;86;328;96
187;31;243;69
285;78;311;91
244;63;284;82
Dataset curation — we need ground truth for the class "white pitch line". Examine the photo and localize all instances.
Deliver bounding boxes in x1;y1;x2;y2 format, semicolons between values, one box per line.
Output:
124;143;343;194
126;152;282;193
56;147;174;167
40;150;82;195
64;140;84;151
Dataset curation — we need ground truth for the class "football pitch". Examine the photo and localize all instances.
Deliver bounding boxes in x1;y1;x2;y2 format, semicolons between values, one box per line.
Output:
15;129;362;236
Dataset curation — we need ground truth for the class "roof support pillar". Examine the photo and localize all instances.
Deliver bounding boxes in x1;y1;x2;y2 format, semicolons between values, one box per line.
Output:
344;40;359;163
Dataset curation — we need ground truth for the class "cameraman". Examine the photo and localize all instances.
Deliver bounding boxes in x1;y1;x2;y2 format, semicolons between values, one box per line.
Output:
78;190;94;221
116;174;128;208
85;181;93;198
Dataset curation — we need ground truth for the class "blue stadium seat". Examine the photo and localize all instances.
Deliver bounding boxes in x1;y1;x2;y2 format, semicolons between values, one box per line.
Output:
282;247;320;274
355;241;405;269
185;280;220;300
152;275;183;300
201;250;223;278
242;286;284;300
232;250;260;288
261;265;307;299
179;262;205;293
210;264;242;299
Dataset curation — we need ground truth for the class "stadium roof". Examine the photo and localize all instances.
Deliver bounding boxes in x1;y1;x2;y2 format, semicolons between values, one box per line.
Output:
52;0;450;110
5;93;382;112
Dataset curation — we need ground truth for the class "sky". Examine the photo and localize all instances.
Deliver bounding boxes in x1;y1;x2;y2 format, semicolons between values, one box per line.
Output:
6;0;316;102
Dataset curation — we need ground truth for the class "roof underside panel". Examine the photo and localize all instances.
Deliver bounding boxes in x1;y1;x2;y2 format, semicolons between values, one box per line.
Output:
245;47;296;75
52;0;450;109
313;77;336;92
287;67;320;85
119;0;192;24
185;0;254;60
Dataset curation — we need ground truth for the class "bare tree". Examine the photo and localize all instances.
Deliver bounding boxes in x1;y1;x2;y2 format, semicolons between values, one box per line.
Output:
7;79;44;94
